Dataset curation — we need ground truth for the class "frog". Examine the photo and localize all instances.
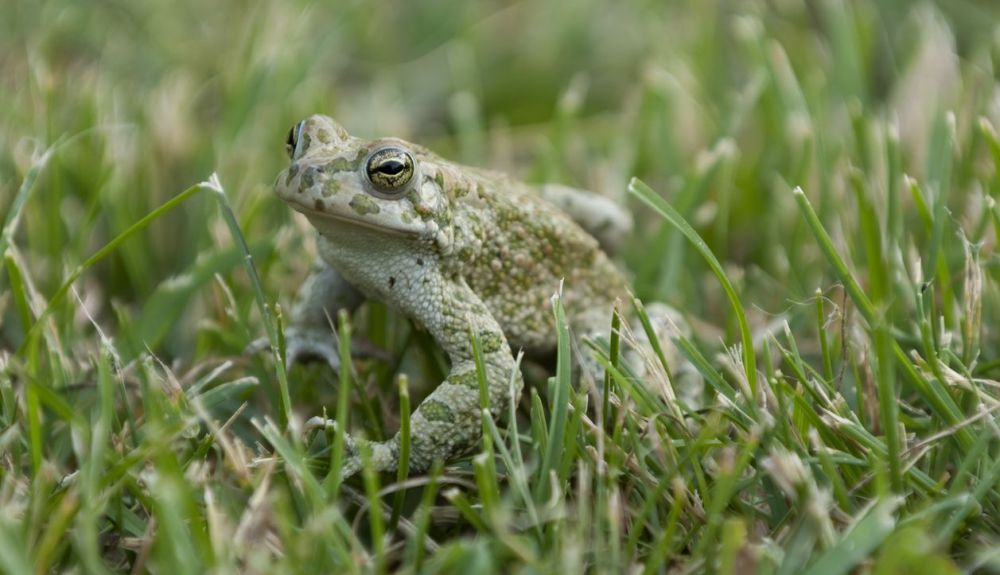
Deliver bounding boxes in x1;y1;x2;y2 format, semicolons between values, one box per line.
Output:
273;114;667;478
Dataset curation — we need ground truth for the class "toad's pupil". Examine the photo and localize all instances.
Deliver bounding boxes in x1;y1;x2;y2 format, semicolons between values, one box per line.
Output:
378;160;405;175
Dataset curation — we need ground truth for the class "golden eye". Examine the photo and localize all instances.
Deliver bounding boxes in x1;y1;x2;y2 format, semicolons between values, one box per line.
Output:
365;147;414;194
285;121;303;158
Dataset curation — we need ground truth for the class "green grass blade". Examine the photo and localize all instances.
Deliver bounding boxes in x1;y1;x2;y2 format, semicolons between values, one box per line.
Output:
628;177;758;397
389;374;412;532
792;186;972;448
204;174;292;426
802;498;900;575
534;291;572;503
325;308;354;498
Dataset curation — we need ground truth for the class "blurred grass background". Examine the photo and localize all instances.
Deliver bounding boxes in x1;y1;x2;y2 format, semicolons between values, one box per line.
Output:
5;0;1000;572
1;0;998;355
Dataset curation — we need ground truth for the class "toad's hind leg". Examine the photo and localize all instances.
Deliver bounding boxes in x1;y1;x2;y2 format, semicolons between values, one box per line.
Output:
338;276;523;477
572;301;691;391
535;184;633;256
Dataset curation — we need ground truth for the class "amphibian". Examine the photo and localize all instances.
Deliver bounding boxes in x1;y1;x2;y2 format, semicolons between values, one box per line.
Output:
274;114;642;477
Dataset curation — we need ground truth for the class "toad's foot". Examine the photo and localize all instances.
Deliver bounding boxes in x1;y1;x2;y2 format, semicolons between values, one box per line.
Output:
304;417;385;478
246;327;387;371
303;361;520;479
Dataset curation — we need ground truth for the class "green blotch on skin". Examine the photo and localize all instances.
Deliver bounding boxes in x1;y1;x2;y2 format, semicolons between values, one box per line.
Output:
438;207;453;227
302;167;315;188
285;164;300;186
479;330;505;353
419;399;455;422
349;194;380;216
324;150;363;173
407;190;421;206
322;178;340;197
449;371;479;389
407;190;435;219
300;133;312;154
316;128;332;144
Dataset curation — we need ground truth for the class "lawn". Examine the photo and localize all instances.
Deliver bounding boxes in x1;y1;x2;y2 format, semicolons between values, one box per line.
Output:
3;0;1000;572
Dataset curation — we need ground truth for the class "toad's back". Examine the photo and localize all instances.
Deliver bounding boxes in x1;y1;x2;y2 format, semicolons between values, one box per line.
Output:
438;164;628;353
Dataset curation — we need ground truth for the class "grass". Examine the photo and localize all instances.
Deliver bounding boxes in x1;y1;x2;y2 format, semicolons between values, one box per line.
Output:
3;0;1000;572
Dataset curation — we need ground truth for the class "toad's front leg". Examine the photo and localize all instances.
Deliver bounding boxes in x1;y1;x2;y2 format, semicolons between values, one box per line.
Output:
246;253;366;367
336;275;523;477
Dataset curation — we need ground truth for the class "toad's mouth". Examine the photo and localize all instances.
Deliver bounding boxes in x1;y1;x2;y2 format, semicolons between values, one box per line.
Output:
282;196;422;239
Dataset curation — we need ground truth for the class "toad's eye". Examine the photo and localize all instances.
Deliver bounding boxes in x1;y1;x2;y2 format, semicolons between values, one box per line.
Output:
365;147;414;195
285;122;303;158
